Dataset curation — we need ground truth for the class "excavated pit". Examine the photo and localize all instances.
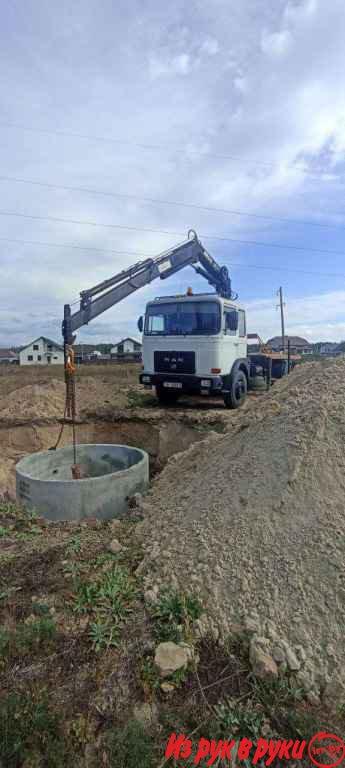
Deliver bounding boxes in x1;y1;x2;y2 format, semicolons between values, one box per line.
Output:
1;417;214;499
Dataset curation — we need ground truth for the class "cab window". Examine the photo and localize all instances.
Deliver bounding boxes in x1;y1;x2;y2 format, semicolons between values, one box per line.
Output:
224;309;238;335
238;310;246;337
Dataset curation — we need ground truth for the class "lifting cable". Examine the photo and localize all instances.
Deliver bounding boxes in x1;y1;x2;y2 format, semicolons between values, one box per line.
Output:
49;345;81;478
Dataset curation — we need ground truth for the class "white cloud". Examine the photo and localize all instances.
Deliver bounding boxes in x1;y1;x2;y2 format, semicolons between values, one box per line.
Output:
261;29;292;57
233;76;248;93
2;0;345;346
246;290;345;342
200;37;219;56
148;52;191;79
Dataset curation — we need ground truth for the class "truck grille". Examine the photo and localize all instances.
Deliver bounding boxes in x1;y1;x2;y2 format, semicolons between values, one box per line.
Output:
154;350;195;374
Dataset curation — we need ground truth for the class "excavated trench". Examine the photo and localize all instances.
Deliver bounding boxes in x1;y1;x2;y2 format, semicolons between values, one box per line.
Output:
0;416;221;498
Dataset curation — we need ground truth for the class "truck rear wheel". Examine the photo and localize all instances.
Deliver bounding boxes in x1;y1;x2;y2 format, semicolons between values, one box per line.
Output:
223;370;247;409
156;385;180;406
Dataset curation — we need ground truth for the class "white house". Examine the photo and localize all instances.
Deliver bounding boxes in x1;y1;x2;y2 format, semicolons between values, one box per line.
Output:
19;337;64;366
110;337;142;360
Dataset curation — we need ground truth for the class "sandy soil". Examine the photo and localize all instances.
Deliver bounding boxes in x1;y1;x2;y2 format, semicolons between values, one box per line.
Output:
139;358;345;703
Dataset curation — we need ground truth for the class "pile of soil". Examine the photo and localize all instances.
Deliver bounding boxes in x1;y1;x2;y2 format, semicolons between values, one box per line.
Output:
139;358;345;702
0;380;66;423
0;376;130;425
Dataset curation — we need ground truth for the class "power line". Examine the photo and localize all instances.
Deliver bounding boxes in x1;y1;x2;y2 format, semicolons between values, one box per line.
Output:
0;120;338;179
1;209;345;260
0;174;343;231
0;234;344;279
0;235;147;257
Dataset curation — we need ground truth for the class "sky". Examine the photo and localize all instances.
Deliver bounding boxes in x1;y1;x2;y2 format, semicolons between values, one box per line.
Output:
1;0;345;346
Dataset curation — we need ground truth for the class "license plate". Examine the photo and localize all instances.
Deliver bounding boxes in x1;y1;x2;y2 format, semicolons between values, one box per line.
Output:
163;382;182;389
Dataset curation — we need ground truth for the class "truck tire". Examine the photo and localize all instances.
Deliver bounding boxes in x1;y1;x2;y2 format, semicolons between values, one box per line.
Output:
223;370;247;409
156;385;180;406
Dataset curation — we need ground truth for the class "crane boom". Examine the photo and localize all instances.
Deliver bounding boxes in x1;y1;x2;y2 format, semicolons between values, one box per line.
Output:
62;230;235;345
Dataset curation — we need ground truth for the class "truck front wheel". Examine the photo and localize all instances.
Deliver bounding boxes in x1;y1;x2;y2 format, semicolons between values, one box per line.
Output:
156;385;180;406
223;370;247;409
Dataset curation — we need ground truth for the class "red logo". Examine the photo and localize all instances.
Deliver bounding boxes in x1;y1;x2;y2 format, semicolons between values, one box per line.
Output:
308;732;345;768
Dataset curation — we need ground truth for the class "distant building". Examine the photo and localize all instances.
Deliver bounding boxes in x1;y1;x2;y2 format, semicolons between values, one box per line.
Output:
19;337;64;366
74;344;111;364
111;337;142;360
266;336;313;355
0;349;19;364
313;342;340;356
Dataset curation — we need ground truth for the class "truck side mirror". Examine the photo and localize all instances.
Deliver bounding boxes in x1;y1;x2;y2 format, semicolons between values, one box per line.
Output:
225;311;238;332
137;316;143;333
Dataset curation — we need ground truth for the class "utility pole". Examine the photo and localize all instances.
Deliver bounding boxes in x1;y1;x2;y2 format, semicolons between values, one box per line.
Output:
277;287;286;352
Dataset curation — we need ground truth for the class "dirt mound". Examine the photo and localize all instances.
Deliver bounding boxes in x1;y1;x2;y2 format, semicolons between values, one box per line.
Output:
139;358;345;703
0;380;66;423
0;376;132;425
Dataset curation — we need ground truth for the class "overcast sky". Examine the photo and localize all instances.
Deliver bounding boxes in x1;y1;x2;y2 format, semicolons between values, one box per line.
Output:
1;0;345;346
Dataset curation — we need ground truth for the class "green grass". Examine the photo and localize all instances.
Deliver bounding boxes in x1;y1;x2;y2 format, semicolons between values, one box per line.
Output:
150;588;202;643
0;501;41;544
66;534;82;555
0;692;72;768
0;616;57;660
88;619;119;651
127;389;158;408
72;565;135;651
140;658;161;694
214;698;267;741
105;719;156;768
0;501;37;522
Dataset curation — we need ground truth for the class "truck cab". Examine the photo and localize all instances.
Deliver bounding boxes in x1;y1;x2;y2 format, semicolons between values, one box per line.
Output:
139;292;250;408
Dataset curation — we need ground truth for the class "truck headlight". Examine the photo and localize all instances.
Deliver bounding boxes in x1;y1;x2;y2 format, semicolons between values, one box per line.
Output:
142;375;151;383
201;379;211;387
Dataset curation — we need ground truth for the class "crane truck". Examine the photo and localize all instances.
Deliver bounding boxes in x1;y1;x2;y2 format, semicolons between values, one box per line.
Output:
62;229;288;409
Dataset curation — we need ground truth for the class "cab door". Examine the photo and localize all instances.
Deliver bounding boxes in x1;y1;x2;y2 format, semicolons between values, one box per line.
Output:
221;308;247;370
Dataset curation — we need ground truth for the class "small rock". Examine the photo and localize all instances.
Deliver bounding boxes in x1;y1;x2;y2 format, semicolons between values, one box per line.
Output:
285;648;300;672
323;675;345;709
154;641;190;678
160;682;175;693
250;642;278;680
108;538;123;554
144;589;158;605
272;645;286;664
307;690;321;706
133;702;158;725
296;670;313;692
85;517;101;529
194;614;210;639
24;613;36;625
135;561;145;577
253;635;270;649
276;661;286;676
295;645;307;663
244;616;260;635
109;519;122;532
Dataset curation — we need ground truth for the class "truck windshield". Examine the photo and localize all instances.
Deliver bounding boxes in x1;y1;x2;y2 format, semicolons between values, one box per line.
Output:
144;301;221;336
